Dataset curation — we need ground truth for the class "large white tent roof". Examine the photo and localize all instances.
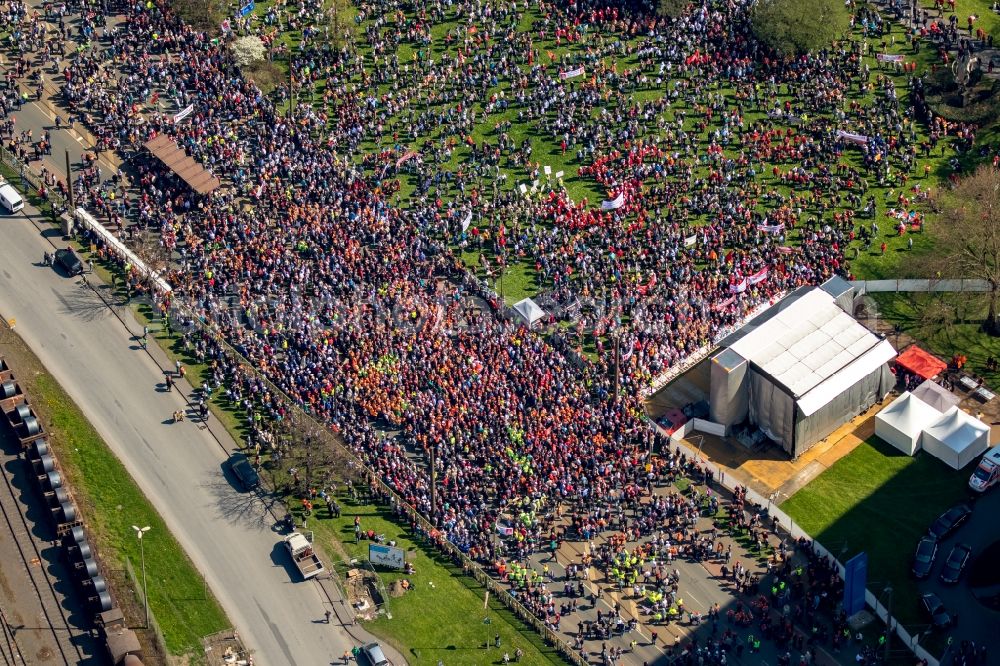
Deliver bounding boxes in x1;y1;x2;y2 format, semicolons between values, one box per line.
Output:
924;406;990;450
876;392;939;438
727;288;887;398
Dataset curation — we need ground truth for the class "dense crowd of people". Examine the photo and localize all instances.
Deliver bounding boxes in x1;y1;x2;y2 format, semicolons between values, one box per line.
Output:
4;0;989;662
2;0;985;553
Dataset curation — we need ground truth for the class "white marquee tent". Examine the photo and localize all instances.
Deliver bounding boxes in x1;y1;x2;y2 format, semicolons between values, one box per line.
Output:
910;379;960;413
510;298;547;328
922;406;990;470
874;392;939;455
711;286;896;457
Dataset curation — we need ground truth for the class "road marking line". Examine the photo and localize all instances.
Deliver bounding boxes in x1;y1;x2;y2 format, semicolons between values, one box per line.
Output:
29;102;55;121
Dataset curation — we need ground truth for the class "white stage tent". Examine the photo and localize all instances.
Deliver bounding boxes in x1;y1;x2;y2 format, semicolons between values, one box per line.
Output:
510;298;547;328
711;285;896;457
874;392;939;455
922;407;990;470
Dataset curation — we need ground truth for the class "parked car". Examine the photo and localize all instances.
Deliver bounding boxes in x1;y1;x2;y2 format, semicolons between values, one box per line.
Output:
54;248;84;276
361;642;391;666
940;543;972;584
911;537;938;579
227;453;259;490
920;593;954;629
928;504;972;541
0;177;24;213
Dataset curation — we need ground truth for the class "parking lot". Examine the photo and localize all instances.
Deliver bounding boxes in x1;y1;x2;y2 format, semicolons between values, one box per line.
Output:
910;487;1000;661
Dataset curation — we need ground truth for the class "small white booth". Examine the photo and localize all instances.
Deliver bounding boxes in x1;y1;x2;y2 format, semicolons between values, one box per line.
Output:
874;392;939;456
510;298;547;328
921;406;990;470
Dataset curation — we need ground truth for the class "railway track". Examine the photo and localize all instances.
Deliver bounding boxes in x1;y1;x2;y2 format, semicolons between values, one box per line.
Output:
0;446;87;665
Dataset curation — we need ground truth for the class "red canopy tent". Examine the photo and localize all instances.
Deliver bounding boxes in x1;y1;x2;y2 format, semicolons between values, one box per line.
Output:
895;345;947;380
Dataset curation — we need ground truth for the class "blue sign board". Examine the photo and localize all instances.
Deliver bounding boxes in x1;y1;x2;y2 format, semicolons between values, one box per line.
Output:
843;552;868;616
239;1;255;17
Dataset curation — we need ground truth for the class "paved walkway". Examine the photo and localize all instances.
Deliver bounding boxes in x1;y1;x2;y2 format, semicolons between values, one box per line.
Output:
492;467;870;666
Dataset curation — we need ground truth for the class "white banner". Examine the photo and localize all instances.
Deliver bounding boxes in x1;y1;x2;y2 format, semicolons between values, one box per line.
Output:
174;104;195;123
836;130;869;145
876;54;905;63
601;192;625;210
684;234;697;247
559;66;585;80
369;544;405;569
747;267;769;285
729;277;748;294
461;210;472;232
757;223;784;234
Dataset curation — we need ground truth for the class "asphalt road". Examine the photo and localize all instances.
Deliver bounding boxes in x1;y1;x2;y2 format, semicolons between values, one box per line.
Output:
5;91;119;188
0;207;386;665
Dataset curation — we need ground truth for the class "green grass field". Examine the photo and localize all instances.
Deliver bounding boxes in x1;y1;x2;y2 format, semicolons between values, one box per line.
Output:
781;437;970;628
10;351;229;657
299;497;564;666
242;0;989;303
871;292;1000;387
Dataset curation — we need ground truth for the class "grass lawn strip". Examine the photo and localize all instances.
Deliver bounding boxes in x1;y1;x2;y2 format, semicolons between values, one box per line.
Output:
305;496;564;666
781;437;969;630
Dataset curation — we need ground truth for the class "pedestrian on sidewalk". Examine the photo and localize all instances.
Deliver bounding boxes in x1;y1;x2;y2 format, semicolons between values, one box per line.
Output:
324;610;332;624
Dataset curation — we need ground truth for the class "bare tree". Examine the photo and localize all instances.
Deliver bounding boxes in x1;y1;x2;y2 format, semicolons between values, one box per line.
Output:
656;0;687;18
930;165;1000;335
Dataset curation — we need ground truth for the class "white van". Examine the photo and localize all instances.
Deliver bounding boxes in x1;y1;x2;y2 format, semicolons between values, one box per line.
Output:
969;446;1000;492
0;179;24;213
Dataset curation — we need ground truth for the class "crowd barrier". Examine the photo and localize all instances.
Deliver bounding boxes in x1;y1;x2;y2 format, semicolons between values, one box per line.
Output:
648;417;941;666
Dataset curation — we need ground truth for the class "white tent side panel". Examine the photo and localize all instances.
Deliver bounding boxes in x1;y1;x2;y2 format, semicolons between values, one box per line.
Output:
792;360;895;457
922;407;991;470
922;432;959;469
748;369;796;455
875;415;919;455
873;392;939;456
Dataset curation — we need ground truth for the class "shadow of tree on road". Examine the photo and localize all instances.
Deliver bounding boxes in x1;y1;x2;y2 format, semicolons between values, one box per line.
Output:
53;281;119;322
203;471;281;531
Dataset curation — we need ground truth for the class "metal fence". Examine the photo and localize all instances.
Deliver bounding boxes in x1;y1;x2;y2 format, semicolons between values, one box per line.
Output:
650;417;941;666
122;557;170;662
852;279;990;293
0;144;69;217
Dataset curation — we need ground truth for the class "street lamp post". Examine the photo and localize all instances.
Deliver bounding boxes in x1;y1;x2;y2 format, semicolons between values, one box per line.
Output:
132;525;151;628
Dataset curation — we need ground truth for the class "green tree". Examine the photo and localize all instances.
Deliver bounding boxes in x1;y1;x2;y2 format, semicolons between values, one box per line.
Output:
656;0;687;19
750;0;848;56
930;166;1000;335
170;0;227;34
